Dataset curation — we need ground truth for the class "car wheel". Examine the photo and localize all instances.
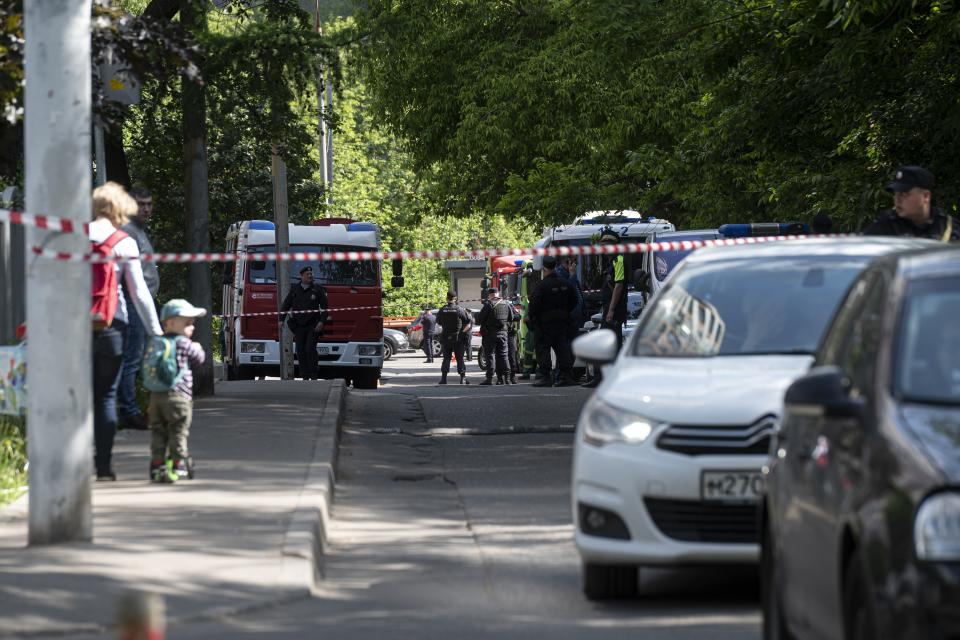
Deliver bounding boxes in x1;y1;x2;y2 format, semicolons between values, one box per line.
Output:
477;349;488;371
432;339;442;358
383;340;394;361
843;553;874;640
582;562;638;600
761;519;793;640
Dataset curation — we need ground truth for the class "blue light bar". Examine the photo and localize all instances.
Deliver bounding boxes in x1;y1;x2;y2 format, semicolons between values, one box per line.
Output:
347;222;377;232
249;220;275;231
514;260;524;267
718;222;809;237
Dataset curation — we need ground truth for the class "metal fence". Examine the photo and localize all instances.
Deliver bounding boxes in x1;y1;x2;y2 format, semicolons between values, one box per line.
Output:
0;186;26;345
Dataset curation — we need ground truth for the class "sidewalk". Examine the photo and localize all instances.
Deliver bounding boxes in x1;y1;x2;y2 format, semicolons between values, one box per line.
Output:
0;379;346;638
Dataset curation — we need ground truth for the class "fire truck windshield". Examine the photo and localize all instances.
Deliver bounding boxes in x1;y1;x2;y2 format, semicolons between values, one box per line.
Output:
247;245;378;287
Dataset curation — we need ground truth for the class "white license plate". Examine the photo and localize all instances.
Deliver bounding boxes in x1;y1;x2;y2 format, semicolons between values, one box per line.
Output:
318;347;329;354
700;470;764;502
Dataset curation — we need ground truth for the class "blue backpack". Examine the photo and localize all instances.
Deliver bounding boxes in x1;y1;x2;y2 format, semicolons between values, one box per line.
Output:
142;335;186;392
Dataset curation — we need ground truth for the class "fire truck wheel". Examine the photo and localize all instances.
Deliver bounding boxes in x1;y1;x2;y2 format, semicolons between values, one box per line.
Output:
353;370;380;390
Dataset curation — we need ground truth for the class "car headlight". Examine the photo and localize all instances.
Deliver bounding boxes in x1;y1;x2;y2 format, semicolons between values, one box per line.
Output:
915;493;960;561
582;397;658;447
240;342;265;354
358;345;382;356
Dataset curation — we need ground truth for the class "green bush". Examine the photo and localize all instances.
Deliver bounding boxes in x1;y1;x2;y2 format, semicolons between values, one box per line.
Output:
0;415;27;506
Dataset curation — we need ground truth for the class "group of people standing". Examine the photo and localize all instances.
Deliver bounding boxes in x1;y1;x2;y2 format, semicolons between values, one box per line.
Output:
90;182;205;483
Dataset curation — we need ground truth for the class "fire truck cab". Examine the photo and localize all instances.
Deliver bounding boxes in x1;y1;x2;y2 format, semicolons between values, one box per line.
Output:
222;219;384;389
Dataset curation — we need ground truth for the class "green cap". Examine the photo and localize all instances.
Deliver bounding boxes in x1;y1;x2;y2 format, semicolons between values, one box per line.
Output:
160;298;207;322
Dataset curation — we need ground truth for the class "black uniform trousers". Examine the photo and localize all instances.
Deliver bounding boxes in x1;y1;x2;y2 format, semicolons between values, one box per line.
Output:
536;324;574;378
507;332;520;373
422;333;435;362
483;331;510;378
293;325;320;380
458;332;472;361
440;336;466;376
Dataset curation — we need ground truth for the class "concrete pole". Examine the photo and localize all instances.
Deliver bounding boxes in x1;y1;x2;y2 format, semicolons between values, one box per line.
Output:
313;3;333;209
24;0;93;544
272;145;295;380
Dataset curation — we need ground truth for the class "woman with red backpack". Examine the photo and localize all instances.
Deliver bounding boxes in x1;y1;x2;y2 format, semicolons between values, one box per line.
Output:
88;182;162;481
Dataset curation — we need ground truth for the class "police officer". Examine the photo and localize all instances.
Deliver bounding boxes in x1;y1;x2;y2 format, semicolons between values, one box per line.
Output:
863;165;959;241
528;255;578;387
436;290;473;385
505;298;521;385
279;265;329;380
477;287;511;385
458;302;475;363
583;229;627;388
420;306;437;363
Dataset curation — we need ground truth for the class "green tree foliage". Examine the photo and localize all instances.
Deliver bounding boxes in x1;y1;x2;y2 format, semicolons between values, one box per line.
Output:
353;0;960;230
325;18;539;315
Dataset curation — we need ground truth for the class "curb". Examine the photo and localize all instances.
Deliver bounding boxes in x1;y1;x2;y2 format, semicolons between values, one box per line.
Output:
280;379;348;592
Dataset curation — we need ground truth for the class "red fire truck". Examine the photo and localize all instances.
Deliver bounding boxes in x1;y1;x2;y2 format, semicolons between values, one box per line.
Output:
221;219;385;388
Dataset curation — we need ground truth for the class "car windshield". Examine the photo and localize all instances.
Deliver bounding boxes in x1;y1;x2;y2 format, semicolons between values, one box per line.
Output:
894;278;960;406
247;244;378;287
653;233;720;282
631;256;866;357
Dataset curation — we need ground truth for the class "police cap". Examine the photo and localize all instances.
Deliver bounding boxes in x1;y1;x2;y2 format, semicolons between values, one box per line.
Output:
886;165;935;193
541;255;557;269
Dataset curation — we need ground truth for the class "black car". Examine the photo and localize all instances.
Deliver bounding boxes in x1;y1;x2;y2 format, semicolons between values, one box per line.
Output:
762;245;960;640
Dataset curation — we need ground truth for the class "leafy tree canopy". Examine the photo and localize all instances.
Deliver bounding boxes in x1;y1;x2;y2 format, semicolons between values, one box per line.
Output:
353;0;960;230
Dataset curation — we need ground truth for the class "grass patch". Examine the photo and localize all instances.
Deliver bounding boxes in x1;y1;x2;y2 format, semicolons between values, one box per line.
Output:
0;415;27;506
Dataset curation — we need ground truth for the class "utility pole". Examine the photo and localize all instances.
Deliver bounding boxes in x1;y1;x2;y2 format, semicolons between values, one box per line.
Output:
314;2;334;208
272;145;295;380
24;0;93;544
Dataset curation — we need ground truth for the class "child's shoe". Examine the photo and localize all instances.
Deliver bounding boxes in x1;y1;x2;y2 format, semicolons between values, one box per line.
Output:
170;459;189;482
149;460;166;483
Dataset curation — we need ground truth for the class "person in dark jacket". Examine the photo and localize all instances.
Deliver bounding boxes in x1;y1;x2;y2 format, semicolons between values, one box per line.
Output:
459;305;474;362
862;165;959;242
117;187;159;431
477;287;512;385
435;290;473;385
419;307;437;363
528;256;579;387
505;299;522;384
279;265;329;380
583;229;626;388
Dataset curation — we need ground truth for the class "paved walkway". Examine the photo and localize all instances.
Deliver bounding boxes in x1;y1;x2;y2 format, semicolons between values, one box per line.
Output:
0;380;343;638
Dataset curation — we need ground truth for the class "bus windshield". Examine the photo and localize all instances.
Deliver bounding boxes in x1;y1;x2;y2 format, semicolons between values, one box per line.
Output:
554;237;649;292
247;245;379;287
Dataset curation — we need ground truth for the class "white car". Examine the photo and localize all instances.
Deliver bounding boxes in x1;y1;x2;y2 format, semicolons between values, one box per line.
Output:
570;237;930;600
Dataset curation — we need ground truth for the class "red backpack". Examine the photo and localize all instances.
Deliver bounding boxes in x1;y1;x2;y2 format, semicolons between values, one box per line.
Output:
90;229;128;328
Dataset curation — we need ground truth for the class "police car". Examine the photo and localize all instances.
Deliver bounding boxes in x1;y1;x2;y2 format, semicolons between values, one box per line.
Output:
569;236;929;600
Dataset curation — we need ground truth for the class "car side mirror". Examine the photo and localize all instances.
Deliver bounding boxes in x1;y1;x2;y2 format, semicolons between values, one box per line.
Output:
573;329;619;365
784;366;864;419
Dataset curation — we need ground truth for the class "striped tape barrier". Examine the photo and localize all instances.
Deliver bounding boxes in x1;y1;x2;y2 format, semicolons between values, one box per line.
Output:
0;208;88;234
29;234;828;264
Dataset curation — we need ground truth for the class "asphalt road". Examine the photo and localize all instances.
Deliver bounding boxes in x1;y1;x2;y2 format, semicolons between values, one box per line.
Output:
169;353;761;639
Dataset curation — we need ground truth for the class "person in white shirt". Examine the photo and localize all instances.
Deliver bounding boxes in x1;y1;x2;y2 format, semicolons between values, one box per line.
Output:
89;182;162;481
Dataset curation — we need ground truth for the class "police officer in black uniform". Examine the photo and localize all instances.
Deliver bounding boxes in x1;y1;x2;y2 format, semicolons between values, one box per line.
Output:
436;290;473;385
279;265;329;380
863;165;959;242
477;287;512;385
505;299;521;385
528;255;579;388
583;229;627;388
459;303;475;362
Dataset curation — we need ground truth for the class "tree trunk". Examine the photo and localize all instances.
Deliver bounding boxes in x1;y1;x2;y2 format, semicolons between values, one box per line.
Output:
181;0;214;396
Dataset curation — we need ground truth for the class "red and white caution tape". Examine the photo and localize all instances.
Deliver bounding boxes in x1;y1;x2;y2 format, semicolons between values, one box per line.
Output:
221;305;382;319
1;208;88;234
30;234;832;264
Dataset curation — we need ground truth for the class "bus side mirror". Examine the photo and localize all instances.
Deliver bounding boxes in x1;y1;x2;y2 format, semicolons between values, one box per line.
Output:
634;269;650;294
391;258;404;288
222;263;234;286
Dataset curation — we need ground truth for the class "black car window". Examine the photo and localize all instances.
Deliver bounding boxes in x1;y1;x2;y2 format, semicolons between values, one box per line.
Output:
632;256;866;357
894;277;960;405
818;274;870;367
837;273;886;399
